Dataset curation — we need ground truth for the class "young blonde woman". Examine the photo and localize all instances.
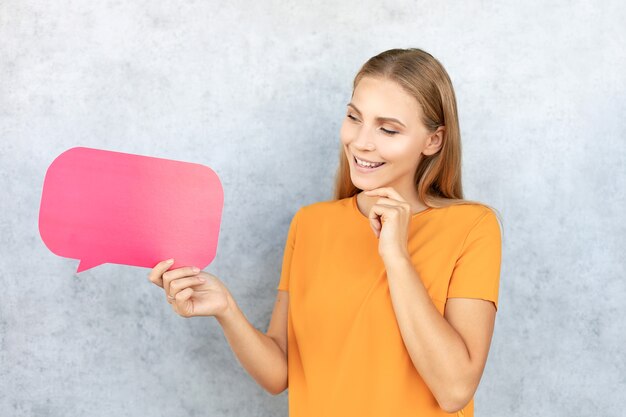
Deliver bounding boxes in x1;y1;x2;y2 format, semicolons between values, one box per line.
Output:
148;48;503;417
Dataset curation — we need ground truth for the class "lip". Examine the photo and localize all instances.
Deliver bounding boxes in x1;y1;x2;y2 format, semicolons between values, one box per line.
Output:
352;155;386;173
353;154;384;164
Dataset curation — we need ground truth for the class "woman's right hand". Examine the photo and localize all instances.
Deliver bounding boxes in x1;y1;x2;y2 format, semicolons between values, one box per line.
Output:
147;259;232;319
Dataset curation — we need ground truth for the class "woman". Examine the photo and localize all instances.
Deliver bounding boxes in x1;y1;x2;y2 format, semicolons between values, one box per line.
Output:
148;47;503;417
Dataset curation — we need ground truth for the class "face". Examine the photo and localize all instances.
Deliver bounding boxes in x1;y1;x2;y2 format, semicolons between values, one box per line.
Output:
340;76;444;196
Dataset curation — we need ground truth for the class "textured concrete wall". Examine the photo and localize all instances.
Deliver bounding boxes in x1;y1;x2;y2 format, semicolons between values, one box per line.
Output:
1;1;624;416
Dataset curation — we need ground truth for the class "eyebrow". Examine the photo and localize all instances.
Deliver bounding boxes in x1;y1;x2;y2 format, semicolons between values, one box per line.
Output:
346;102;407;128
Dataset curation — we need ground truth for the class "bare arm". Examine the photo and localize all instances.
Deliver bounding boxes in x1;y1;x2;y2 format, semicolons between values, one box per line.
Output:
148;260;289;396
216;290;289;395
384;256;496;413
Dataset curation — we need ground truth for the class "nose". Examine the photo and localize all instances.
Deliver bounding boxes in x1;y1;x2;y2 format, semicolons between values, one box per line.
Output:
352;125;375;151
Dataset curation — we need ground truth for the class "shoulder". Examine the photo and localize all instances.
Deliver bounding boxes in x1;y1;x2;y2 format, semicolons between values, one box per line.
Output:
447;203;495;220
439;203;501;233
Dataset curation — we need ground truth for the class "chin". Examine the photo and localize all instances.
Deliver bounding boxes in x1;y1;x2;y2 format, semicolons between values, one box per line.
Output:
351;178;380;191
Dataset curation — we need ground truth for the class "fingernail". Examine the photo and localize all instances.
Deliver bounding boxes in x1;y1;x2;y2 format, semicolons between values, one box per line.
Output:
192;267;200;273
198;277;206;282
166;259;174;264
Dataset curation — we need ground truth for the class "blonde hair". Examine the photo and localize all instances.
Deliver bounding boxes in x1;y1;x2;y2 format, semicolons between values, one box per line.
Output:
332;48;503;227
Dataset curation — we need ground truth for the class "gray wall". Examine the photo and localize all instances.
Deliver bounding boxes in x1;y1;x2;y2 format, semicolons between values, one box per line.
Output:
1;1;624;416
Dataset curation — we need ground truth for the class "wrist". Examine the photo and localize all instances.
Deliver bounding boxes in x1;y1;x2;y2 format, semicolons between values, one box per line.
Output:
381;250;411;265
216;292;240;326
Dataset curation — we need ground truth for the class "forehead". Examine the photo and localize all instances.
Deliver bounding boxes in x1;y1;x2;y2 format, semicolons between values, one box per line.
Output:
351;76;420;119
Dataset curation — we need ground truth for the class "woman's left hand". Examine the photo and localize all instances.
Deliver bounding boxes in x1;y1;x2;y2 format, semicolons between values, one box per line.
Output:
363;187;412;262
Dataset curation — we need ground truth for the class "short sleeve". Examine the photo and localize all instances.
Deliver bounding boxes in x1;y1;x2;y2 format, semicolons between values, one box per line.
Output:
447;209;502;311
276;208;301;291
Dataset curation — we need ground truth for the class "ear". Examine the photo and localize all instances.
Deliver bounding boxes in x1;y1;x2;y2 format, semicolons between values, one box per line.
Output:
423;126;445;156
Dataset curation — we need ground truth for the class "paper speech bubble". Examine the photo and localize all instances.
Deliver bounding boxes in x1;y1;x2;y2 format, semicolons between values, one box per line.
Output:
38;147;224;273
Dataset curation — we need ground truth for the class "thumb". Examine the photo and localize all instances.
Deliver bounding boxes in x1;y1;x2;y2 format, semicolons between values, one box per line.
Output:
174;287;195;317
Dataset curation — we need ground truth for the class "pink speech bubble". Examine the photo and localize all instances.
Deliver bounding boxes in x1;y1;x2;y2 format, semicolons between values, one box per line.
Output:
38;147;223;273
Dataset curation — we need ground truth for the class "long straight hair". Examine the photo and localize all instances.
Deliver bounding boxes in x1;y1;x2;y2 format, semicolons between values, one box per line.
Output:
332;48;503;226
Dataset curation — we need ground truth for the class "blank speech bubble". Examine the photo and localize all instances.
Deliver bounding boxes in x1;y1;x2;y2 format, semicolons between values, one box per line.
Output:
38;147;224;273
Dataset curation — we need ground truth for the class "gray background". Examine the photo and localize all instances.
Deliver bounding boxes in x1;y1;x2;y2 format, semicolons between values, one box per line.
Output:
1;0;625;416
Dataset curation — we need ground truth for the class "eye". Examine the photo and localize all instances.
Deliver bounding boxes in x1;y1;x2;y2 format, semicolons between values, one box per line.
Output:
346;113;398;135
381;127;399;135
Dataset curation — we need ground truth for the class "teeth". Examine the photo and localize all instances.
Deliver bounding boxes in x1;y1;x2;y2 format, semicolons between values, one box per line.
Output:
355;156;384;168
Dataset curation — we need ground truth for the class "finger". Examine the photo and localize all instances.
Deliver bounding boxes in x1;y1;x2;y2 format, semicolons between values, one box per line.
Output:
368;203;396;225
373;197;412;218
173;288;195;317
368;205;383;237
147;259;175;288
163;266;200;300
363;187;406;202
368;203;403;235
372;196;405;208
168;276;205;304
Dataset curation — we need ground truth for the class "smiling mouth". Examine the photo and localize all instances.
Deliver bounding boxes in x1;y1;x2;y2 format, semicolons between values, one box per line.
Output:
353;155;386;170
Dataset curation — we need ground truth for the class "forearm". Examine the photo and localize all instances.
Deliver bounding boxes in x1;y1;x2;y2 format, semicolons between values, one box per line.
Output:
384;255;470;410
216;294;288;395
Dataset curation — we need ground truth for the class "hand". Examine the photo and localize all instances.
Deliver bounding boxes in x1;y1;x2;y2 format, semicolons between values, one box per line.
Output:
363;187;412;261
147;259;232;319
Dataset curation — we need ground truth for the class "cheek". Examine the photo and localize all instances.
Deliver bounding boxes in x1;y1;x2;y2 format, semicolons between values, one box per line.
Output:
378;141;419;164
339;121;354;145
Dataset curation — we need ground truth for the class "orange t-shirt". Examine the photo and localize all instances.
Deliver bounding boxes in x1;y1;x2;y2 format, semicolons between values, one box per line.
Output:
276;194;502;417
